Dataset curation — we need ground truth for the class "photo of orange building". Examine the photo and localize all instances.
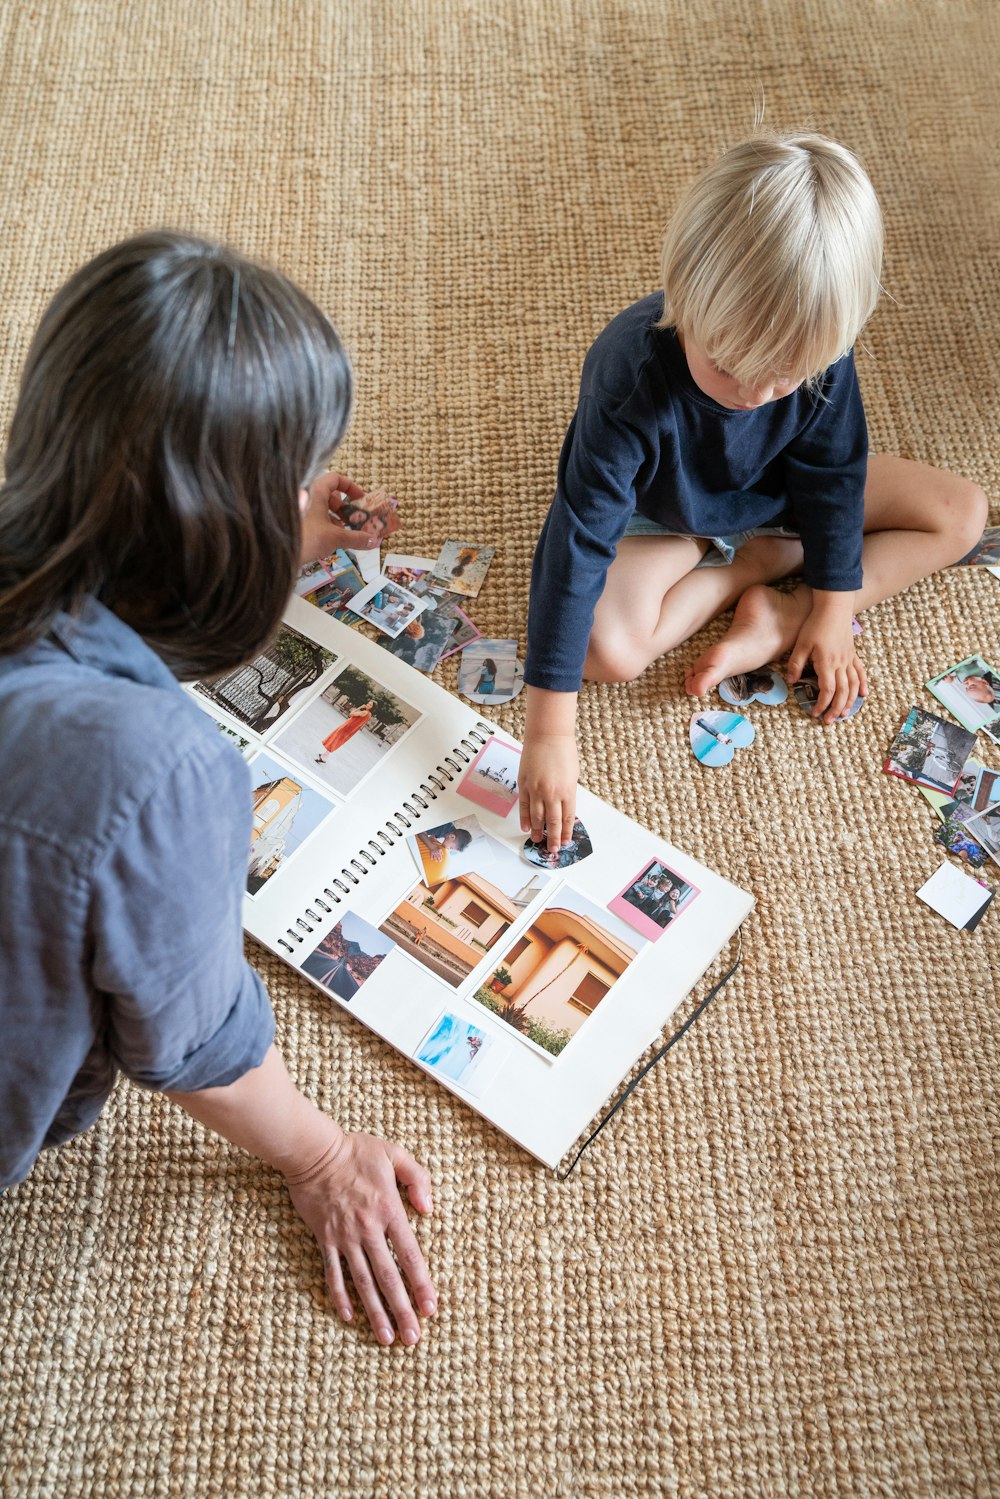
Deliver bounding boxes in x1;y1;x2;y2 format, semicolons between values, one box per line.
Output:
471;889;643;1057
380;870;533;988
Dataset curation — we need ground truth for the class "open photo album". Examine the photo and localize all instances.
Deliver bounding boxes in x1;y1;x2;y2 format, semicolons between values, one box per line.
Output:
188;595;754;1168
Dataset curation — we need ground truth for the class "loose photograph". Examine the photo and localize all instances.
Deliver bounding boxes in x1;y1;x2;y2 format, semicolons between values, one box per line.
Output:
301;913;395;1005
932;801;989;869
457;737;521;817
380;824;548;990
347;577;427;638
195;626;338;736
246;752;336;895
926;655;1000;734
883;707;977;794
522;817;594;870
429;539;496;598
608;857;701;942
954;526;1000;567
963;804;1000;867
457;639;523;703
435;603;481;659
380;608;458;672
271;663;422;798
329;484;400;543
718;667;788;707
689;710;755;767
791;666;863;721
296;548;356;598
918;755;989;817
306;558;366;620
468;886;645;1060
383;553;436;591
414;1012;499;1098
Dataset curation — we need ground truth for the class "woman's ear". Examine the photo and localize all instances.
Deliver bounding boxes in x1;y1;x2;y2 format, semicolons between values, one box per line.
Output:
298;487;310;516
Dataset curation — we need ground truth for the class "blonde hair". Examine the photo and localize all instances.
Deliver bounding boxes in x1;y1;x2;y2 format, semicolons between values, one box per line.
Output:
658;132;883;388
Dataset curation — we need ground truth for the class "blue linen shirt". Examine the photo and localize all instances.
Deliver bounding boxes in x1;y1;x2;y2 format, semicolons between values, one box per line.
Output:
0;599;275;1189
525;292;869;692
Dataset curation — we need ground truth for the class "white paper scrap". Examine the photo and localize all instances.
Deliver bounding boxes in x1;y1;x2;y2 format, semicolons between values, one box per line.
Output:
916;862;994;931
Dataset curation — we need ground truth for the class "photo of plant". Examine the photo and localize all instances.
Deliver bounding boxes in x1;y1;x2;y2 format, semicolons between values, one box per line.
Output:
272;663;422;799
468;886;645;1059
194;626;338;735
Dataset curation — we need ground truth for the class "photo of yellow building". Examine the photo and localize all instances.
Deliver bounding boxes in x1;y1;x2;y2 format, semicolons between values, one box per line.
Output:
471;889;643;1057
381;872;525;988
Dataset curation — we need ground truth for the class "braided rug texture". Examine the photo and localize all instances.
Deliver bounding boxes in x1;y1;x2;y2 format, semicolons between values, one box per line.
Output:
0;3;997;1495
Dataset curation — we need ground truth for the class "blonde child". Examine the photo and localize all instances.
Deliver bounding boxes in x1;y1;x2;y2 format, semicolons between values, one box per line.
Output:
520;131;988;848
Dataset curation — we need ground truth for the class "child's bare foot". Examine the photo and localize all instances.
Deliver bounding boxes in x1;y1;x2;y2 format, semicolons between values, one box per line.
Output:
684;583;809;696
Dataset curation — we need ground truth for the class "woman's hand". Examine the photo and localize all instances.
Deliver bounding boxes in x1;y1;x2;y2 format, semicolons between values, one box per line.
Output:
167;1046;436;1345
786;594;867;723
298;471;380;566
285;1130;437;1347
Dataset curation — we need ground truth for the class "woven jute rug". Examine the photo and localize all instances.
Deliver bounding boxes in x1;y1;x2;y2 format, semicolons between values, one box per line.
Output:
1;2;997;1495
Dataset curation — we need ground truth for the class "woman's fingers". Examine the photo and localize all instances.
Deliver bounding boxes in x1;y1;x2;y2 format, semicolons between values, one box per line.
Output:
322;1247;354;1323
344;1245;397;1346
385;1215;437;1318
368;1224;430;1345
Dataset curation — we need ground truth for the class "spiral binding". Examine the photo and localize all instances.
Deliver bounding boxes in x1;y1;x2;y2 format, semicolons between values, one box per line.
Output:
276;722;495;953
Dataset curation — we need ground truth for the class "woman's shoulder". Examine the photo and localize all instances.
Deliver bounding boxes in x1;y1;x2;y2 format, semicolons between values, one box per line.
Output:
0;624;245;869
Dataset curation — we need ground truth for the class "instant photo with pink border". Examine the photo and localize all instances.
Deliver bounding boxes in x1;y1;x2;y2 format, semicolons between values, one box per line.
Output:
608;858;701;943
456;737;521;817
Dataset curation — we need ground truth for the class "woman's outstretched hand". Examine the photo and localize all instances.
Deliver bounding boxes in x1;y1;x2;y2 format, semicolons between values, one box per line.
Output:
167;1046;436;1346
285;1130;437;1346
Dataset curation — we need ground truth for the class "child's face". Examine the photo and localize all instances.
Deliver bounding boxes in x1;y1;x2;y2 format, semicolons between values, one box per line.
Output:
680;332;802;411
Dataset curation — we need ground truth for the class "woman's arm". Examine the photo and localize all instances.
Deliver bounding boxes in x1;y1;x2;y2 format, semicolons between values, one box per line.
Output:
167;1044;436;1346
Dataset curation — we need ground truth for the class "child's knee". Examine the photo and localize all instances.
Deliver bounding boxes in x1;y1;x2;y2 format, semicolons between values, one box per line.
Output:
951;479;990;554
583;632;648;684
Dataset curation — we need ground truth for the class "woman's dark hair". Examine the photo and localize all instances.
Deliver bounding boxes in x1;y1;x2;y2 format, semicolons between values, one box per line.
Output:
481;658;497;674
0;231;352;676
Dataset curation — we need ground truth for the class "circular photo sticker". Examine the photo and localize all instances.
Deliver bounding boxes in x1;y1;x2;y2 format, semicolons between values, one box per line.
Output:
522;817;594;870
792;671;865;722
458;641;525;705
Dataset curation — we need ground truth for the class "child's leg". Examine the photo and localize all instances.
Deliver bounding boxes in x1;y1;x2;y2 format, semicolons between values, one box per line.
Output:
685;456;989;693
584;533;803;682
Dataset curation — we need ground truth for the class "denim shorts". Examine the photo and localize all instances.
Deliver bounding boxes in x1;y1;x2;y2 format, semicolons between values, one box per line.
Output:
622;512;800;568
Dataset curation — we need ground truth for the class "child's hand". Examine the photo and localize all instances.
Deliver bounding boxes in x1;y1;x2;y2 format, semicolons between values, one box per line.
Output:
786;600;867;722
518;733;579;852
299;471;380;566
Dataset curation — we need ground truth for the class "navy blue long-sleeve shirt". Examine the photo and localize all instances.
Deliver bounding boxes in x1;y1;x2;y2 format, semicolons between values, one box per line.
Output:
525;292;868;692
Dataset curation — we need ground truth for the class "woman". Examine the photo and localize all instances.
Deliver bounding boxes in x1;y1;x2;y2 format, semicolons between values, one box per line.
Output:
316;699;374;761
0;234;435;1346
